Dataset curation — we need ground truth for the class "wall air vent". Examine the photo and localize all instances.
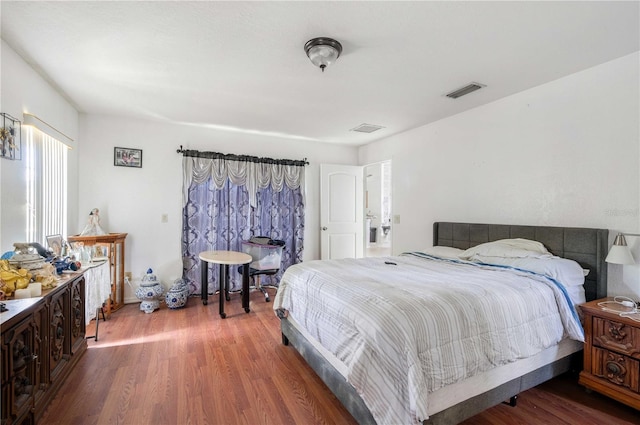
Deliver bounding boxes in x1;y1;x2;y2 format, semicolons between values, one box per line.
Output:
446;82;486;99
350;123;385;133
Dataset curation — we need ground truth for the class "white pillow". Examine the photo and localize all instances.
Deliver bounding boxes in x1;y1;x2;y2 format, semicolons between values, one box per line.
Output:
460;238;552;260
470;255;586;287
421;246;464;259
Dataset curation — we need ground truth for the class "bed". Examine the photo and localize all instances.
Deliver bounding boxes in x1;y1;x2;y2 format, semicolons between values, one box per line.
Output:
274;222;608;424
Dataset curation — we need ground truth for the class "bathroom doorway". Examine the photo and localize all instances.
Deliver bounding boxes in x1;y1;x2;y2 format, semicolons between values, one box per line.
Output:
364;160;392;257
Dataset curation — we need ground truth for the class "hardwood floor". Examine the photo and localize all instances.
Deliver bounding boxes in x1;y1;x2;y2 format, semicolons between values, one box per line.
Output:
41;289;639;425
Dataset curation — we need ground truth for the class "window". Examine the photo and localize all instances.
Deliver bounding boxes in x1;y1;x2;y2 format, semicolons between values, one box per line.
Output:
25;126;68;245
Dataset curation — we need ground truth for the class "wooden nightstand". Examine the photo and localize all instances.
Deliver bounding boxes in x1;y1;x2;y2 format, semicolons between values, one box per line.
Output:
579;298;640;409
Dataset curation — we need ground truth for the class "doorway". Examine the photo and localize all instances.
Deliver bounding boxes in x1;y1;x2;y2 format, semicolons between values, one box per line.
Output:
364;160;392;257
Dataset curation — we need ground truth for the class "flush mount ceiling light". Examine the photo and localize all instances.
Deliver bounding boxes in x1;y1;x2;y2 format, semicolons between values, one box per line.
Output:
304;37;342;72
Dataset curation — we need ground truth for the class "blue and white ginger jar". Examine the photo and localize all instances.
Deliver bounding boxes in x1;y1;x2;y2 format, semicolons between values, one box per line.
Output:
135;268;164;313
165;278;189;309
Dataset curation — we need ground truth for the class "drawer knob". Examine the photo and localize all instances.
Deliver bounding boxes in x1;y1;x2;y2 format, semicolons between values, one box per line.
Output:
606;361;621;375
605;355;627;386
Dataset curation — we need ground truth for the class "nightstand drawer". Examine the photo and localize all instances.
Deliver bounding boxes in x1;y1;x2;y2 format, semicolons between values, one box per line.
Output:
591;346;640;392
592;317;640;358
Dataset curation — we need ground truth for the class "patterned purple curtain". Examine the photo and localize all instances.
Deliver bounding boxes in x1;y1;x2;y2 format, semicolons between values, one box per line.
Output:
182;178;251;295
181;153;306;295
250;184;305;283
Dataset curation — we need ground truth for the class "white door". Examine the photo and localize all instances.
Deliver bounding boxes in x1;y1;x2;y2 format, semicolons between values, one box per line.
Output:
320;164;364;260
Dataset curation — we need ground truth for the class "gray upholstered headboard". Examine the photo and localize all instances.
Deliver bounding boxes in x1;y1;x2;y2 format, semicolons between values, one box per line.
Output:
433;222;608;301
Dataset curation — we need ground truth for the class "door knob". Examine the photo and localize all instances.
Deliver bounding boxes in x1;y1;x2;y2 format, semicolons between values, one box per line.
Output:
322;227;328;231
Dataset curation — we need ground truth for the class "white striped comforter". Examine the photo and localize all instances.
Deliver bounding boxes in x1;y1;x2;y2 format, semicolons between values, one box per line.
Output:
273;253;583;424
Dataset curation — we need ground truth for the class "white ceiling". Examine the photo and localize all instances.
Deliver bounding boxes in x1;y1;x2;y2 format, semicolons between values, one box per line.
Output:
2;1;638;146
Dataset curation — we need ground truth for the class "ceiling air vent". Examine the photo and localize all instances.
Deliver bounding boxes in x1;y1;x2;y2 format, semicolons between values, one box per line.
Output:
446;82;486;99
350;123;385;133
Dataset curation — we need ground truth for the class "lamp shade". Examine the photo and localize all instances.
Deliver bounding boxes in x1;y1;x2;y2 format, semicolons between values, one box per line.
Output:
304;37;342;72
605;234;636;265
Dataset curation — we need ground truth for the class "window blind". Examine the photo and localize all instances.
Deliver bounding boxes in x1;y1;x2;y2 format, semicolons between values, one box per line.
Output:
25;126;68;244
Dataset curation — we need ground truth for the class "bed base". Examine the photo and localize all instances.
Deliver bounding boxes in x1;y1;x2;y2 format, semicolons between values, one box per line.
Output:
281;317;579;425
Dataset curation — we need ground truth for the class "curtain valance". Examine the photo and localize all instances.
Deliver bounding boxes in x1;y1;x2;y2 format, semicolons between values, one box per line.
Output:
181;150;306;207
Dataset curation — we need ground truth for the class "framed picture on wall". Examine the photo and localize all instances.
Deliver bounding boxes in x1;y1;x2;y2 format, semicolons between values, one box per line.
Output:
1;113;21;160
114;147;142;168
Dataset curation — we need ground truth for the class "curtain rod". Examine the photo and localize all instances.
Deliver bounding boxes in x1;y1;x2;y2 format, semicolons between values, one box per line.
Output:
176;145;309;166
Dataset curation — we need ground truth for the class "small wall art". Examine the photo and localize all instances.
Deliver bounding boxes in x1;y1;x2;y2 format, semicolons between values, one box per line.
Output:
114;147;142;168
1;113;21;160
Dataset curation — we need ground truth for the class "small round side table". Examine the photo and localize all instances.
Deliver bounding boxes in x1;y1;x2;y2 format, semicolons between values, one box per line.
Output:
199;250;252;318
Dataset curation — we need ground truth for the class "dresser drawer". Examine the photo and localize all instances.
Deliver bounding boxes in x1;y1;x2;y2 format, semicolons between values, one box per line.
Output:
591;346;640;392
592;317;640;358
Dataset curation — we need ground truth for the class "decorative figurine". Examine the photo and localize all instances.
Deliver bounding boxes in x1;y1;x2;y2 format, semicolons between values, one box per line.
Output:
80;208;106;236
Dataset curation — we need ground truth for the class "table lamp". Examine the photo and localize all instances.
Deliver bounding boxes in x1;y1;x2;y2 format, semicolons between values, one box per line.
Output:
605;233;637;265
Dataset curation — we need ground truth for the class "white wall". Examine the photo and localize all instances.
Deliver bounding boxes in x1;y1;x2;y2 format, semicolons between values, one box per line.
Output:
360;52;640;299
0;40;79;252
77;114;358;301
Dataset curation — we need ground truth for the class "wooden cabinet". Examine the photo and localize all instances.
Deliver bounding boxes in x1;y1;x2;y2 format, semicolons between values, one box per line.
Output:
1;309;42;424
579;298;640;409
1;274;87;425
67;233;127;314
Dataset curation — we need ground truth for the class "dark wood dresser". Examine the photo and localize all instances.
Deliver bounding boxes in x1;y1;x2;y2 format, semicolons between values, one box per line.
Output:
1;273;86;424
579;297;640;410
